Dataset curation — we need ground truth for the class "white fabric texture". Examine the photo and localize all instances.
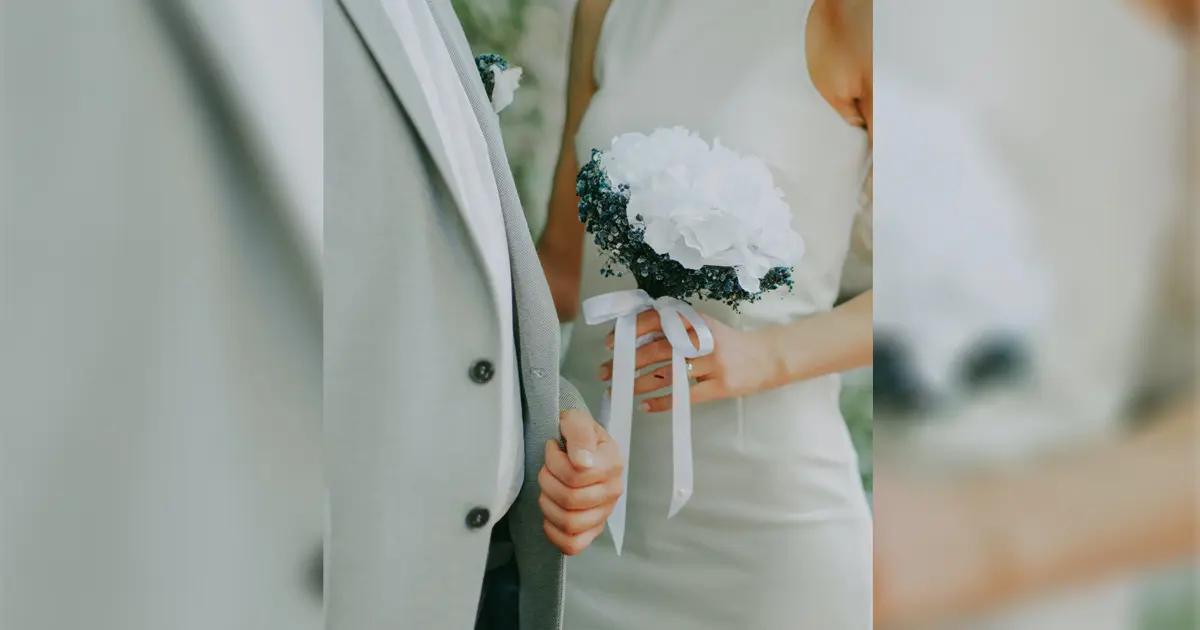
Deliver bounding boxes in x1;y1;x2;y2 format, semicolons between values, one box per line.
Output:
560;1;873;628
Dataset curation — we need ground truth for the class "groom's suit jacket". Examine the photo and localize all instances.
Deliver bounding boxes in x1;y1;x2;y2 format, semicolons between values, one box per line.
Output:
325;1;587;629
2;1;322;630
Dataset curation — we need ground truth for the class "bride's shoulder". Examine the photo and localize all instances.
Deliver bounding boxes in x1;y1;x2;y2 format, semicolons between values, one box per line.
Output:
805;0;871;128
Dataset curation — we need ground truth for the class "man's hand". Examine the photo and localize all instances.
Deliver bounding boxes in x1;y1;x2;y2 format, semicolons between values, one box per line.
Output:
537;408;623;555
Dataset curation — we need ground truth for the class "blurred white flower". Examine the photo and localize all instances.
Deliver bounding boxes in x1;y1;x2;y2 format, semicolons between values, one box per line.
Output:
602;127;803;293
488;64;523;113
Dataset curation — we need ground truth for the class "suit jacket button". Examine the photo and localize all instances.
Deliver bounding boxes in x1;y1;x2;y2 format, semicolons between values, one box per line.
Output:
466;507;491;529
469;359;495;384
304;544;323;602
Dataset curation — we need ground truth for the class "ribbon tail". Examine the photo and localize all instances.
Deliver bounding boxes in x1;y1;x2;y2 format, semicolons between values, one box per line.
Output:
667;350;694;518
597;392;627;555
605;314;638;555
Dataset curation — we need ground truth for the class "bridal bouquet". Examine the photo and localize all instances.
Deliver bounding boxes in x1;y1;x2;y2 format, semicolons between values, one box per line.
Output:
577;127;802;304
577;127;803;553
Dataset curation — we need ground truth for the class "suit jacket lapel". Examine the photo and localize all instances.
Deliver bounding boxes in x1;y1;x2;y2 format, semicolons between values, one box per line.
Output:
336;0;475;221
168;0;324;282
424;0;510;179
336;0;512;307
422;0;536;262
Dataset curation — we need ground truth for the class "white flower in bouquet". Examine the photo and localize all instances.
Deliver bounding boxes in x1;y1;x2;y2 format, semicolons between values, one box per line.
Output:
599;127;803;294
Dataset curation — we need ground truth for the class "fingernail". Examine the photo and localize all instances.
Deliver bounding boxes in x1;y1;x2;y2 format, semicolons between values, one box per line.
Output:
639;402;650;412
572;450;595;468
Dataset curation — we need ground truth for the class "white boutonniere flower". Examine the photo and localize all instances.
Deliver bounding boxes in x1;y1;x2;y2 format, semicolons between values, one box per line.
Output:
475;54;523;114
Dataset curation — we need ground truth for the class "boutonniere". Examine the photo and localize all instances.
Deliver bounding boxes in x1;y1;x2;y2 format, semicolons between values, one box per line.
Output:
475;53;523;114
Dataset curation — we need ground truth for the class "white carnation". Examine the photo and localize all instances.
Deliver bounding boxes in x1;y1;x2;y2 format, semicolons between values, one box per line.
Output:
488;64;523;113
602;127;803;293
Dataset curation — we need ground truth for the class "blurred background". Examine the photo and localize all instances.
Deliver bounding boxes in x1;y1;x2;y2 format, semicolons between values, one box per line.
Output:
451;0;875;494
873;2;1195;629
6;2;1194;629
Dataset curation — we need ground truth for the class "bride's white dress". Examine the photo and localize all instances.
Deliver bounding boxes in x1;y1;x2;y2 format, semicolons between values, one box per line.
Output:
559;1;873;627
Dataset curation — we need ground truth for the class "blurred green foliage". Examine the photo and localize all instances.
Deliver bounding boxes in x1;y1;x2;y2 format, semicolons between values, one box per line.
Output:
841;373;873;492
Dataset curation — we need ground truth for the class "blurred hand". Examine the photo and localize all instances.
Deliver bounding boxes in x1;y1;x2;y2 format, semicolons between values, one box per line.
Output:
873;476;996;628
1130;0;1196;35
537;408;623;555
598;310;782;413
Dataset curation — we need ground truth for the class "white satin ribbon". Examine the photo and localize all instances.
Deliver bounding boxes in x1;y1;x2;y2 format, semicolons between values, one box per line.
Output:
582;289;715;555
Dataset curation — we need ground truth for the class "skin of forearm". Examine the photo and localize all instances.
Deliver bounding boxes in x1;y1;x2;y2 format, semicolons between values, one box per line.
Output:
970;396;1199;607
537;152;586;323
761;290;874;387
537;237;582;323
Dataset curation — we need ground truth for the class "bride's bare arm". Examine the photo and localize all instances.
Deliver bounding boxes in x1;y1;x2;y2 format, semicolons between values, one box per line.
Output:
600;292;874;412
537;0;610;322
875;396;1199;627
766;290;873;384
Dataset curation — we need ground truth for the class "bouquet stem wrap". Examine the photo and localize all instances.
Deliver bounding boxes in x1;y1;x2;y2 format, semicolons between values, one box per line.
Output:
582;289;714;555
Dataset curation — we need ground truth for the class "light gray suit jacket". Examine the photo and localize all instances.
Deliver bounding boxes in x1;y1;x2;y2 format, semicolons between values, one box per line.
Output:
2;1;322;629
325;1;586;628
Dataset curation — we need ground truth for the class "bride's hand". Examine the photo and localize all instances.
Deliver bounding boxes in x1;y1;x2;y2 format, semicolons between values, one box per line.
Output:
598;310;784;412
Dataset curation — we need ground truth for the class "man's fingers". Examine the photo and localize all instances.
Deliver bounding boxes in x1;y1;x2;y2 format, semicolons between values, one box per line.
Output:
537;466;621;511
544;440;622;488
543;520;605;556
558;408;600;469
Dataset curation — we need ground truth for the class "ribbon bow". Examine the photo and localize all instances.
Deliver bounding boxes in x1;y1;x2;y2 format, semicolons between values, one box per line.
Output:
582;289;715;555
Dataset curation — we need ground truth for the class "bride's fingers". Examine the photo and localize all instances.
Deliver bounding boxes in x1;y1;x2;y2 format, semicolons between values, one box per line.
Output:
634;339;675;371
538;466;622;511
634;309;698;338
640;379;722;413
538;491;613;536
630;355;716;396
634;310;663;339
544;440;620;489
543;519;605;556
598;339;675;380
632;364;674;395
604;310;700;350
